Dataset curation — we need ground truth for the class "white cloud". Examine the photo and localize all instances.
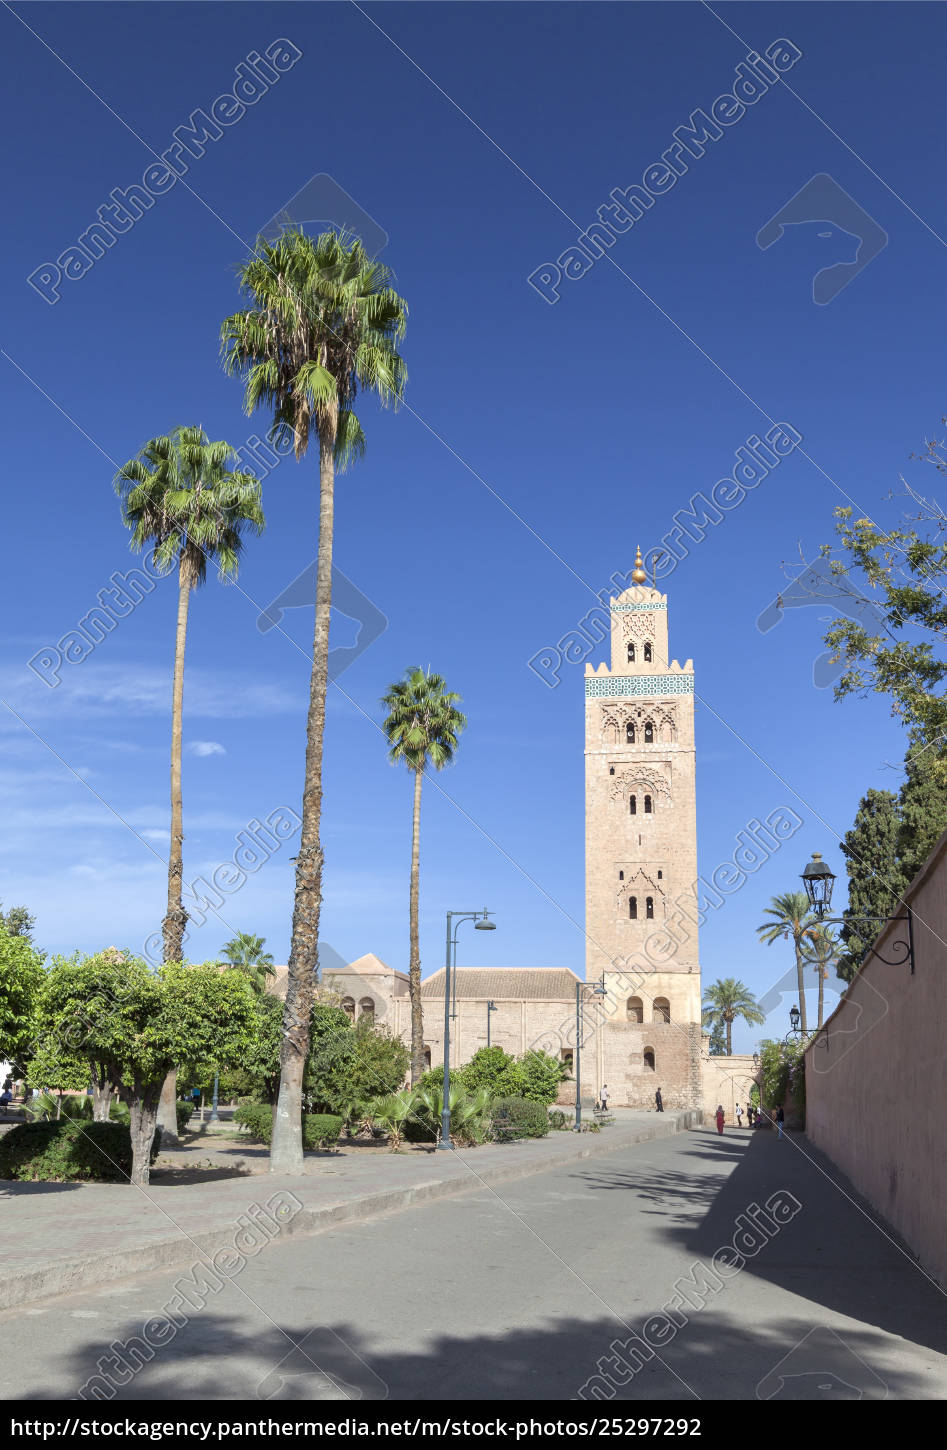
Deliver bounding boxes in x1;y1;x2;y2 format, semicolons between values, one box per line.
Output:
1;663;301;720
188;740;226;757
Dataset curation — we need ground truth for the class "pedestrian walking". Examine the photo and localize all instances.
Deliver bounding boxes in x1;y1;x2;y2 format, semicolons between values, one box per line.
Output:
776;1105;785;1140
735;1102;743;1127
599;1084;610;1112
747;1104;755;1127
655;1087;663;1113
715;1104;725;1135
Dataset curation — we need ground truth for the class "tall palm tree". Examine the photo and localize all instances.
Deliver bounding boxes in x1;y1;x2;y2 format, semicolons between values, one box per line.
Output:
701;978;765;1055
222;229;407;1174
220;932;276;995
800;924;838;1030
381;668;467;1085
756;891;819;1034
115;427;265;965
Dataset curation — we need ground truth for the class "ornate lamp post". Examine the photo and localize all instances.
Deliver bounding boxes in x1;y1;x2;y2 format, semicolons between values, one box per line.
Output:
800;852;915;973
486;999;497;1048
574;978;607;1131
440;909;496;1151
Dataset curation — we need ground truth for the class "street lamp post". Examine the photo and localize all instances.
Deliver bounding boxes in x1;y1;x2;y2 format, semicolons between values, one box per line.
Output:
210;1070;220;1123
800;851;915;973
441;909;496;1150
486;999;497;1048
574;978;607;1131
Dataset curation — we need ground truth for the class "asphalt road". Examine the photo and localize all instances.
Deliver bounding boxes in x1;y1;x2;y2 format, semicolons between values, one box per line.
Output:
6;1126;947;1402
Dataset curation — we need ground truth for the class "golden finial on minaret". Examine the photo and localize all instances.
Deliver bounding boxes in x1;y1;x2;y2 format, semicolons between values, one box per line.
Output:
631;545;647;585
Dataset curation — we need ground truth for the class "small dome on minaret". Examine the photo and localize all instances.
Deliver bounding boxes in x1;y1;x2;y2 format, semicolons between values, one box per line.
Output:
631;545;648;585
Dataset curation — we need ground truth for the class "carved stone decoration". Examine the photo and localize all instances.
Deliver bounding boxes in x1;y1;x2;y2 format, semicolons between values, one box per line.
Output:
610;766;671;803
600;700;677;745
617;872;666;914
620;612;656;641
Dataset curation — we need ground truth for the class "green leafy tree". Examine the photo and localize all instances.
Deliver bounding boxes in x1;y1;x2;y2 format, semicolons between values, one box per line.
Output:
707;1020;727;1056
756;893;819;1034
115;427;265;966
836;787;902;981
896;749;947;884
243;993;284;1102
222;229;407;1174
515;1050;568;1106
0;925;45;1081
381;667;466;1086
821;485;947;773
460;1046;521;1098
757;1038;806;1117
799;925;838;1029
701;978;765;1055
0;902;36;940
219;933;276;994
304;1004;409;1114
33;952;258;1186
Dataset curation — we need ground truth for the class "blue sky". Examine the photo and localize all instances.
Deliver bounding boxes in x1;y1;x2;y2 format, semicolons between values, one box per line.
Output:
1;2;942;1052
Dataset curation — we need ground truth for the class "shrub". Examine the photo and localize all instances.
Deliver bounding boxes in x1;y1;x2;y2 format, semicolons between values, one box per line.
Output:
234;1103;343;1151
516;1050;567;1106
402;1111;437;1143
0;1120;160;1182
548;1109;567;1131
459;1047;521;1098
234;1102;274;1143
491;1096;550;1140
176;1100;194;1134
303;1114;343;1150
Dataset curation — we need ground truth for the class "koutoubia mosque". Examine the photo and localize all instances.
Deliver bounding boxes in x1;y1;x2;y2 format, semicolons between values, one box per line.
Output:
276;551;755;1117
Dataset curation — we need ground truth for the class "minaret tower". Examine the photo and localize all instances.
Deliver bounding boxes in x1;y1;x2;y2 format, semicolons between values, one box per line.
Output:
584;548;702;1106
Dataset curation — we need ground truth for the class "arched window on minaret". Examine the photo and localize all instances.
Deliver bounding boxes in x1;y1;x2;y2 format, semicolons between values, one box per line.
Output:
629;794;637;815
644;795;653;814
626;996;643;1022
627;642;635;663
646;896;654;919
644;721;654;743
643;1047;656;1071
626;721;635;743
644;642;652;663
654;997;671;1024
629;896;638;919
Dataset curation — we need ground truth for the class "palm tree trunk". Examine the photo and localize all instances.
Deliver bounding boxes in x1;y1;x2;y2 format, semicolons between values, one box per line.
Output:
162;556;192;962
157;556;193;1146
794;940;808;1034
725;1016;732;1055
409;766;424;1086
271;426;335;1175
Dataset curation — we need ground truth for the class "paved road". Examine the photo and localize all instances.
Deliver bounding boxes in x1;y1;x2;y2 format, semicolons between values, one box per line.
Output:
5;1127;946;1402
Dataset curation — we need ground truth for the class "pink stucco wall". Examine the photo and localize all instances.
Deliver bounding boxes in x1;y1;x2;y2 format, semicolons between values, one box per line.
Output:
803;827;947;1287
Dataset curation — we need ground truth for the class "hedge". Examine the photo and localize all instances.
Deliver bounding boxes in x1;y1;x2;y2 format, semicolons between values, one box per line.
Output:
0;1120;161;1182
491;1096;550;1140
234;1103;342;1150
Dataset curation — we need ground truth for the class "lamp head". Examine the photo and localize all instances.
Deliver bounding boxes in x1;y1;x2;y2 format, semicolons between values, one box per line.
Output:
801;851;835;917
789;1004;801;1032
475;917;496;931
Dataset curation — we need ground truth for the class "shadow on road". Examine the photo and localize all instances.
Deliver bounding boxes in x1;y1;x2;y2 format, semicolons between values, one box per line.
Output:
573;1127;947;1361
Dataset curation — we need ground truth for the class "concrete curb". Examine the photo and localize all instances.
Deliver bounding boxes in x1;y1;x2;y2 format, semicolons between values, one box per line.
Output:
1;1110;700;1308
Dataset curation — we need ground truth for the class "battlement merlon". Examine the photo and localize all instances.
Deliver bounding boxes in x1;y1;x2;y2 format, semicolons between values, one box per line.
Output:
584;660;694;677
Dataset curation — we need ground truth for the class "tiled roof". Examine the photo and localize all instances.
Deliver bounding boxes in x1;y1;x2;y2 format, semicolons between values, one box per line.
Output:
420;968;581;1001
267;953;409;1001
